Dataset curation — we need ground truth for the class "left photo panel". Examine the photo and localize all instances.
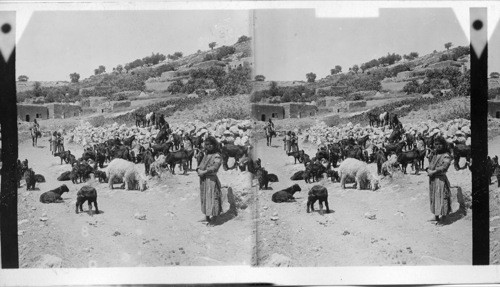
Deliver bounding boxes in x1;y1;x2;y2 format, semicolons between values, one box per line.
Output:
10;9;255;268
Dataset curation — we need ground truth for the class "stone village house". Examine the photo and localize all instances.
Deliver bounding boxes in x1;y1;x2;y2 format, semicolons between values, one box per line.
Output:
251;102;318;121
17;103;82;122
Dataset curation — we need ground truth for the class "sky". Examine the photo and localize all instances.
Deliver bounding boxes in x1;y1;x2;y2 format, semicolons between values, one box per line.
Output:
14;7;500;82
16;10;251;81
254;8;499;81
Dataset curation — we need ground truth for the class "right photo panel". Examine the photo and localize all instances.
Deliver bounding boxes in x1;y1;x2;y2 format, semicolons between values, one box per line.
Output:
251;7;473;266
489;17;500;265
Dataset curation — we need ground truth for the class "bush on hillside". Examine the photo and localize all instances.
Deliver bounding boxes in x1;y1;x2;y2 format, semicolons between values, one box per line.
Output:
453;46;470;59
217;65;252;96
142;52;167;66
255;75;265;81
388;63;411;77
378;53;402;66
403;79;420;94
167;80;184;94
154;63;176;76
203;45;236;62
236;35;251;44
489;87;500;100
250;90;266;103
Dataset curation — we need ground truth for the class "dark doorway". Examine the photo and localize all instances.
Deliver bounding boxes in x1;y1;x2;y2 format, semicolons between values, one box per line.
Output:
261;114;266;121
497;111;500;119
25;115;30;122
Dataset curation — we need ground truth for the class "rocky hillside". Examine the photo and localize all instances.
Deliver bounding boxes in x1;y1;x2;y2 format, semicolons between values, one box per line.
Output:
17;37;253;103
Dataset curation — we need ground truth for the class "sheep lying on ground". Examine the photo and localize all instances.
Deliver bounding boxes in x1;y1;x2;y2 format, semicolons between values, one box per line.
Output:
307;185;330;215
290;170;306;181
57;171;71;181
35;174;46;183
271;184;301;203
339;158;379;191
40;184;69;203
76;185;99;216
106;158;147;191
268;173;279;182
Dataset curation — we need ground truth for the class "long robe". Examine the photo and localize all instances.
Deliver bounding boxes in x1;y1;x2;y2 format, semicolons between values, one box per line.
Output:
198;152;222;217
428;152;452;216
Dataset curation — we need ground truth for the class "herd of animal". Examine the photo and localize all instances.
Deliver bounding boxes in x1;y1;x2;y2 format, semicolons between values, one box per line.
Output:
13;110;500;219
17;118;253;216
251;115;500;216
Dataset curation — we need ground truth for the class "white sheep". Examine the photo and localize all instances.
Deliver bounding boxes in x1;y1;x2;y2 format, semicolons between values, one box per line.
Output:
106;158;147;191
149;154;167;177
338;158;379;191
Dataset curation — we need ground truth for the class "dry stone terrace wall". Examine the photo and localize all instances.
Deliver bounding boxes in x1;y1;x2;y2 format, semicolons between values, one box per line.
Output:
67;118;254;147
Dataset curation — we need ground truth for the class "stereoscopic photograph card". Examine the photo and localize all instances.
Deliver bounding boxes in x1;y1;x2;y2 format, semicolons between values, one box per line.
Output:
0;1;499;286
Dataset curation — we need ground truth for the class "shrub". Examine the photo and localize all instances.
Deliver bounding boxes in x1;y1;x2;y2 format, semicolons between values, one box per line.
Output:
255;75;265;81
388;63;411;77
453;46;470;59
439;53;456;62
489;87;500;100
403;80;419;94
154;64;175;77
167;80;184;94
236;35;250;44
250;90;267;103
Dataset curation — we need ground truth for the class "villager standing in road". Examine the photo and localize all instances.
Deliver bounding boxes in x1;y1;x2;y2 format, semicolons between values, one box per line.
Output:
427;136;452;223
197;136;223;225
290;132;299;152
284;131;292;153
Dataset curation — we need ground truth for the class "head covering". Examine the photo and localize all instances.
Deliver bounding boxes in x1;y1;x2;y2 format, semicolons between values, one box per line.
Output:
205;136;220;154
434;136;449;153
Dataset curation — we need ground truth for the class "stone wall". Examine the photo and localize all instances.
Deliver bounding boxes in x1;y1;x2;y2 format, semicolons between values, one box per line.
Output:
17;104;49;122
282;103;318;118
251;104;284;121
45;103;82;119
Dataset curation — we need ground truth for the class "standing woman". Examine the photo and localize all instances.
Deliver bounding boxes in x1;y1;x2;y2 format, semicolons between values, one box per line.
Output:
290;132;299;152
284;131;291;153
197;136;223;225
50;131;57;154
427;136;452;223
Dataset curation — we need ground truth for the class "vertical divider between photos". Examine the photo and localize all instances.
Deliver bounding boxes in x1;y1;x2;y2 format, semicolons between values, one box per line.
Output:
0;12;19;268
470;7;489;265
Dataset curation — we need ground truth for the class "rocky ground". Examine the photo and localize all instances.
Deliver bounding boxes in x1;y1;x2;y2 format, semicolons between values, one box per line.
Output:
16;136;254;268
253;134;472;266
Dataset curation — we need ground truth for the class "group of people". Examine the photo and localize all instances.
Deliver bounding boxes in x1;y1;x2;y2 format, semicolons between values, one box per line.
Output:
283;130;299;153
49;130;65;154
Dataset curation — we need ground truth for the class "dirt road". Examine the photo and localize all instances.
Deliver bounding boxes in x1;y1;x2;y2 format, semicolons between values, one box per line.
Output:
254;137;472;266
17;136;253;268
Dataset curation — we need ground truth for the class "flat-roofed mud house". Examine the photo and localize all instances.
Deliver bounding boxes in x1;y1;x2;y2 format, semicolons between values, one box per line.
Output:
251;102;318;121
17;104;49;122
45;103;82;119
489;94;500;118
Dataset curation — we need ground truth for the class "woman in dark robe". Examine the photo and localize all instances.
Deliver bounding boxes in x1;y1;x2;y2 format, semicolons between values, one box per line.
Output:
197;136;223;225
427;136;452;223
